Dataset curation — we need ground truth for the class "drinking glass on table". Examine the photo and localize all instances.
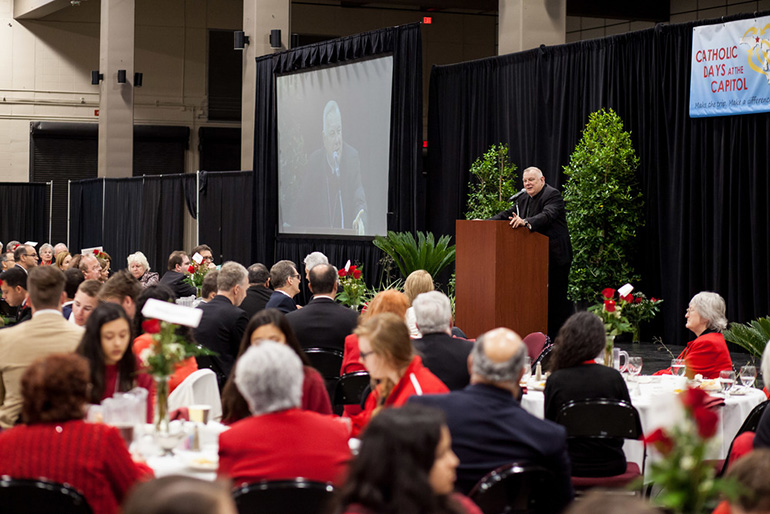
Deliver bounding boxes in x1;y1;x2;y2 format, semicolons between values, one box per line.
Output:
719;370;736;396
671;359;686;377
739;365;757;388
522;356;532;382
627;356;643;379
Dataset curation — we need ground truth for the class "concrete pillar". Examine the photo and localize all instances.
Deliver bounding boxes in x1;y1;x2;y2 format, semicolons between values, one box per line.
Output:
241;0;290;171
498;0;566;55
98;0;135;178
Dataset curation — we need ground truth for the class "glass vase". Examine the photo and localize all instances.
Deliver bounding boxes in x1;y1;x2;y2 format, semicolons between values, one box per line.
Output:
154;375;170;433
604;335;615;367
632;324;641;343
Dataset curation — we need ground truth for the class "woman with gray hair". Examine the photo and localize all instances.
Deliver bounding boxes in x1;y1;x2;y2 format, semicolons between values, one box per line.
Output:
217;342;350;486
127;251;159;288
654;291;733;379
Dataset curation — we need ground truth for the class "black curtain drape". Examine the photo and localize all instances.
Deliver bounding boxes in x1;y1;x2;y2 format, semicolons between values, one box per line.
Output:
427;12;770;347
252;23;423;282
68;178;103;253
138;176;187;273
198;170;253;267
0;183;49;246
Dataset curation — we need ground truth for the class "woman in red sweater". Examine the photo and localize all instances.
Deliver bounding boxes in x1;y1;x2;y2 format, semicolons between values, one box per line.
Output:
76;302;154;421
350;313;448;437
220;308;331;423
0;353;151;514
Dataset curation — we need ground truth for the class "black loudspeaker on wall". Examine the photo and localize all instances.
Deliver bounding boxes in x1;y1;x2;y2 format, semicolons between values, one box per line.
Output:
234;30;249;50
270;29;281;49
117;69;127;84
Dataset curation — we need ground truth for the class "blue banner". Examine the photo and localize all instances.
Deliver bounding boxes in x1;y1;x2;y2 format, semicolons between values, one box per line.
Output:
689;16;770;118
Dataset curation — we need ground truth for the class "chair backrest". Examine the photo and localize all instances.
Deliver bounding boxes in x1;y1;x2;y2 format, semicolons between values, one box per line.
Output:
168;368;223;421
555;399;643;440
532;344;553;372
304;347;344;380
468;463;554;514
522;332;549;362
232;479;335;514
0;477;93;514
333;372;370;407
718;399;770;477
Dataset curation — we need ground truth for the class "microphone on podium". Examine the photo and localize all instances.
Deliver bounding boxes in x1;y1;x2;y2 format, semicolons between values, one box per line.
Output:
508;188;526;202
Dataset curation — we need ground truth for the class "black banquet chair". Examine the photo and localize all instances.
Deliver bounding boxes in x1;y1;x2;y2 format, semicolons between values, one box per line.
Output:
332;371;371;415
0;477;93;514
468;463;554;514
232;478;335;514
304;347;345;397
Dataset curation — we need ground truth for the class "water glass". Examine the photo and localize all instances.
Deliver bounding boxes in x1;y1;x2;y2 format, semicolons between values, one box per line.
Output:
627;356;643;378
671;359;686;377
522;356;532;382
739;365;757;388
719;370;736;396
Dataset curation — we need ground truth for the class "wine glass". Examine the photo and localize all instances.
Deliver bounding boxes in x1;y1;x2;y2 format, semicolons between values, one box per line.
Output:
522;356;532;383
719;370;736;397
627;356;643;379
671;359;686;377
739;365;757;388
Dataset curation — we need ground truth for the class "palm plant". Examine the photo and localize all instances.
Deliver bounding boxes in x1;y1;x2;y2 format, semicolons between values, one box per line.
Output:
372;231;456;280
723;316;770;360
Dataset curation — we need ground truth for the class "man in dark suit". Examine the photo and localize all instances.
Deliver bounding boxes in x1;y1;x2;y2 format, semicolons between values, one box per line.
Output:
159;250;197;299
409;327;573;510
411;291;473;391
193;261;249;388
265;260;300;314
240;263;273;320
287;263;358;351
0;267;29;326
13;244;38;274
490;166;572;336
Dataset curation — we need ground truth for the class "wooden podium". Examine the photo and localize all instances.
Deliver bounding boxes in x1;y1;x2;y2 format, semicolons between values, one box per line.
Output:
455;220;549;340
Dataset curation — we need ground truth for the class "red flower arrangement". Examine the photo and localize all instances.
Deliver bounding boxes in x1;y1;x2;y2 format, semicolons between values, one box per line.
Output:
336;261;366;310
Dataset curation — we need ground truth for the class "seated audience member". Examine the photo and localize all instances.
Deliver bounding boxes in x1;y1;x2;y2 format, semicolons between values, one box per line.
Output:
0;267;30;324
70;279;101;326
239;263;272;319
333;404;481;514
194;262;249;388
221;308;331;423
265;260;301;313
712;450;770;514
128;251;159;288
0;354;151;514
303;251;328;280
14;244;38;273
100;270;142;320
350;313;448;437
750;345;770;450
1;250;13;271
0;266;84;428
38;243;54;266
404;269;435;338
341;289;410;375
565;490;660;514
409;327;573;509
191;244;216;269
218;342;350;486
53;242;68;256
200;269;219;302
98;250;112;282
159;250;197;299
79;253;103;281
412;291;474;391
544;311;631;477
123;476;237;514
76;303;154;421
132;285;197;393
62;267;85;319
654;291;732;379
287;263;359;351
55;250;73;270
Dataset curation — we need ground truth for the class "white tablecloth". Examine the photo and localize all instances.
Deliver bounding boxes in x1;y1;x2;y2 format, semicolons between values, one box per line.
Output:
521;375;765;470
137;421;228;481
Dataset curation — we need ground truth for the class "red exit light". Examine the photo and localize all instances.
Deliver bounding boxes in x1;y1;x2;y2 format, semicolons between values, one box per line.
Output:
423;16;432;24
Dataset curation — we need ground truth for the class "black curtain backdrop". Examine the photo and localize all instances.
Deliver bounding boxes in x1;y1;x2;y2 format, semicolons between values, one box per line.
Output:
198;170;253;267
252;23;423;283
0;183;49;247
427;13;770;348
69;178;103;253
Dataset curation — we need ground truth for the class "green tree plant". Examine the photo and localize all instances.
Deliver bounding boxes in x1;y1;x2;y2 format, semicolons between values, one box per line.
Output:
465;143;518;220
563;108;644;303
723;316;770;360
372;231;455;280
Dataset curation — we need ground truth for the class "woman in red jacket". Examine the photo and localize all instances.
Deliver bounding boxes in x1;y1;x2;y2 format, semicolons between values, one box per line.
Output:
220;308;331;423
350;313;448;437
0;353;151;514
654;291;733;379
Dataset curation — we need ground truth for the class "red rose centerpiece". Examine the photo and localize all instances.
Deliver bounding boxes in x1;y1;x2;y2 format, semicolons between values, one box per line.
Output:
336;260;367;311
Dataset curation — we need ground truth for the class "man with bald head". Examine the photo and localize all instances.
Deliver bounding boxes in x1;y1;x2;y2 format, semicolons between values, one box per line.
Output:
409;327;572;509
490;166;572;336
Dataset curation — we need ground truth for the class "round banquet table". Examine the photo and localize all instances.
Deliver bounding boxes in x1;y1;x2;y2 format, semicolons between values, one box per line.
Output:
520;374;766;473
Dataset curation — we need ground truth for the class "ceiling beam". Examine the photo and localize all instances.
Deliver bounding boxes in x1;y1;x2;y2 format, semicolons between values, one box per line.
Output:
14;0;73;20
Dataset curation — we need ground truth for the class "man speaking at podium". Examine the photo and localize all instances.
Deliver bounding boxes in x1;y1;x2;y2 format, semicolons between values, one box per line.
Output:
489;167;572;336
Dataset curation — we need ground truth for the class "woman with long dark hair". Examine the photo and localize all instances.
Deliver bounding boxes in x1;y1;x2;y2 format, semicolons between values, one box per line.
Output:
220;308;331;423
334;404;480;514
76;302;153;421
544;311;631;477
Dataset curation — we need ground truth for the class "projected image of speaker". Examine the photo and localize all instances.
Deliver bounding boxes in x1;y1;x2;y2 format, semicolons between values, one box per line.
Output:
276;56;393;237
